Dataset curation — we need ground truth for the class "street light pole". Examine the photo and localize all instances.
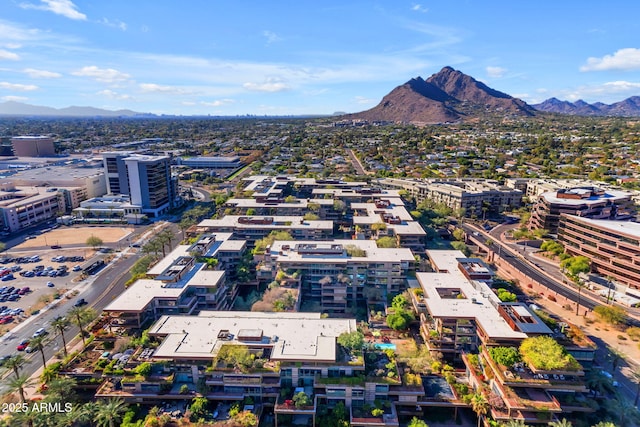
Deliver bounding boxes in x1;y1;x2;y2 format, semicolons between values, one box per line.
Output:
576;280;583;316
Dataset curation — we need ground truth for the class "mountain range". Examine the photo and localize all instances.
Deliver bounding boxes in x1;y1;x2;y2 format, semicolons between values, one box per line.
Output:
532;97;640;117
0;101;148;117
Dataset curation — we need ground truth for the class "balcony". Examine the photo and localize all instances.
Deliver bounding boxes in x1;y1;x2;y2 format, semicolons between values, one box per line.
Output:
350;404;399;427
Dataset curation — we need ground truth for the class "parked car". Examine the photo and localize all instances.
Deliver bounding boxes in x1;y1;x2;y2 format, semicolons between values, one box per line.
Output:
72;265;82;272
74;298;88;307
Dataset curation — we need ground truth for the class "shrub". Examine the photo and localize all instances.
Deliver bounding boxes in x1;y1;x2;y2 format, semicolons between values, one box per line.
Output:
489;346;521;367
547;294;557;302
626;326;640;341
594;305;626;326
520;336;581;371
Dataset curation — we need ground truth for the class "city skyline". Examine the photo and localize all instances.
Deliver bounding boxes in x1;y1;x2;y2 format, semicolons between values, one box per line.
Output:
1;0;640;116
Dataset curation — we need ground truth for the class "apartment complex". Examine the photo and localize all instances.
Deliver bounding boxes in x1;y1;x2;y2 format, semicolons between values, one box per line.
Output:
411;250;594;424
352;198;426;251
11;136;56;157
558;215;640;290
104;233;244;328
178;155;243;169
103;152;178;217
529;187;635;233
259;239;414;314
380;178;523;216
192;215;333;245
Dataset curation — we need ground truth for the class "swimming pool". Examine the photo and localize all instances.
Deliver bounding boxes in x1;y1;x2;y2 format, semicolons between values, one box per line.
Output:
373;343;397;350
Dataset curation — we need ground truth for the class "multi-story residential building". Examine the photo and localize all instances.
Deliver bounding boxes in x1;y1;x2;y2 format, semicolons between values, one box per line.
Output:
529;187;635;234
102;152;178;217
380;178;523;216
11;136;55;157
224;197;336;219
505;178;640;205
96;311;407;427
351;198;426;251
192;215;333;245
103;233;244;328
412;250;594;424
0;183;63;232
558;214;640;290
260;240;414;314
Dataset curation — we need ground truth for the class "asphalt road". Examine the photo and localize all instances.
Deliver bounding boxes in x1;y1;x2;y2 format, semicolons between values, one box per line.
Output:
463;223;598;311
0;221;182;390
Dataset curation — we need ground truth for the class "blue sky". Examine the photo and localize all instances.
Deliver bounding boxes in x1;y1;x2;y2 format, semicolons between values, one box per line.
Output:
1;0;640;116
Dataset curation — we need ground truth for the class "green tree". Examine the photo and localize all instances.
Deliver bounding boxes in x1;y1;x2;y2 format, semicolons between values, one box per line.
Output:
189;396;209;421
29;334;48;368
95;398;128;427
452;228;465;241
68;306;96;346
293;391;311;408
470;392;489;427
86;235;104;249
386;310;413;330
376;236;397;248
337;331;365;351
3;354;29;380
520;336;579;371
549;419;572;427
7;374;34;403
408;417;429;427
488;346;521;367
50;316;71;358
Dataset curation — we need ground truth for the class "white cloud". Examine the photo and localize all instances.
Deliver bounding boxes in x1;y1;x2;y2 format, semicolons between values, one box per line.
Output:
97;89;132;100
20;0;87;21
0;50;20;61
486;66;506;78
200;99;235;107
580;48;640;71
139;83;186;94
100;18;127;31
263;31;282;45
72;66;131;83
0;82;38;91
411;4;428;13
2;95;28;102
243;78;290;92
23;68;61;78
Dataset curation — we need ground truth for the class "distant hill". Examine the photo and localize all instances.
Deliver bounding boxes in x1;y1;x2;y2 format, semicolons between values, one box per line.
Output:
346;66;536;124
533;96;640;117
0;101;150;117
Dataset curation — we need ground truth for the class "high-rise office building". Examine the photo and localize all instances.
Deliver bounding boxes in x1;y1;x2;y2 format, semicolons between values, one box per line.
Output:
102;152;177;217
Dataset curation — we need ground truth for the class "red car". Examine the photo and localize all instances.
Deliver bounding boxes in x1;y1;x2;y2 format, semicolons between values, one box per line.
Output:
0;316;13;325
17;339;29;351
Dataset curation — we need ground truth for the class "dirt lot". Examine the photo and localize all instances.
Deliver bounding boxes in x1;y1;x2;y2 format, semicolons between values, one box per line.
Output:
17;225;133;248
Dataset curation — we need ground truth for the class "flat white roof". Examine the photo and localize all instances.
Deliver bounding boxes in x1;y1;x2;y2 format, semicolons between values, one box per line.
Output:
197;215;333;231
351;202;425;236
148;311;357;362
226;198;333;208
566;215;640;239
418;251;527;341
541;189;631;206
270;239;414;263
104;266;225;312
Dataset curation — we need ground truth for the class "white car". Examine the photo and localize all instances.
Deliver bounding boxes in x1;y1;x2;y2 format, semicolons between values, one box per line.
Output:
33;327;47;338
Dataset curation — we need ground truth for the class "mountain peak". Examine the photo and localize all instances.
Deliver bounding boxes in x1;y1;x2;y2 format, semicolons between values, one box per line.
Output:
346;66;535;124
533;96;640;117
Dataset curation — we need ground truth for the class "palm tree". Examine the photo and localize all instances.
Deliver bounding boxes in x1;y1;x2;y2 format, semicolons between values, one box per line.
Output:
68;306;96;346
50;316;71;358
609;347;624;372
44;377;77;402
29;334;48;368
3;354;29;379
95;398;128;427
74;401;99;427
157;228;175;254
592;422;616;427
549;419;572;427
470;392;489;427
7;374;35;403
605;396;640;427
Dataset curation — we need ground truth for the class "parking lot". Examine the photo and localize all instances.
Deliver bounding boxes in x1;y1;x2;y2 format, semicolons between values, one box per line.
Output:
0;251;90;330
